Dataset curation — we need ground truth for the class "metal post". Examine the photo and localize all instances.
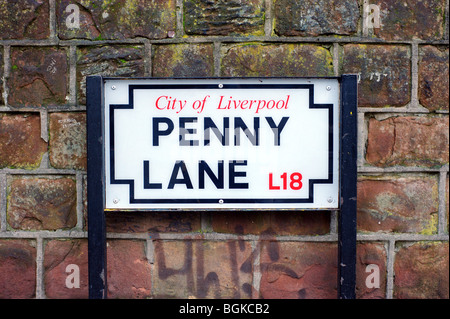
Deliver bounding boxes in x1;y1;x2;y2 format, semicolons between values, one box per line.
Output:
338;74;358;299
87;75;107;299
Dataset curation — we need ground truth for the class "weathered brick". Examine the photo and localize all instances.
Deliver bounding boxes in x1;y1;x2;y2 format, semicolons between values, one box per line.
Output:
44;239;88;299
259;242;337;299
0;240;36;299
0;0;49;40
105;211;201;233
394;242;449;299
153;44;215;77
341;44;411;107
447;174;449;233
356;243;387;299
49;112;86;170
372;0;446;41
274;0;359;37
8;47;69;107
211;211;330;235
77;45;145;104
56;0;176;40
419;46;449;112
366;116;449;167
153;239;253;298
184;0;264;36
357;176;439;233
0;113;47;169
222;43;334;77
0;48;3;105
7;177;77;230
107;240;151;299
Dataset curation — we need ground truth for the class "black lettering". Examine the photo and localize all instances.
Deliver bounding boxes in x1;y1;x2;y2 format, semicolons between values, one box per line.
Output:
204;117;229;146
265;117;289;146
153;117;174;146
229;160;248;189
198;160;224;189
143;160;162;189
234;117;259;146
168;161;193;189
179;117;199;146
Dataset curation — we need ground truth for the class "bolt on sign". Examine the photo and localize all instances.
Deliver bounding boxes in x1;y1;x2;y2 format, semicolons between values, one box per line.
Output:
102;78;340;210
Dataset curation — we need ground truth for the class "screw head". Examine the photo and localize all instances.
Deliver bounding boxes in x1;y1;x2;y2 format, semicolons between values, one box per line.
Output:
113;199;119;204
218;84;223;88
219;199;224;204
111;85;116;90
326;86;331;91
327;197;333;203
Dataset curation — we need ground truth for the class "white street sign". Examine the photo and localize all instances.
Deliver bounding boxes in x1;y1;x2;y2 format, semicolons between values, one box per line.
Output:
103;78;340;210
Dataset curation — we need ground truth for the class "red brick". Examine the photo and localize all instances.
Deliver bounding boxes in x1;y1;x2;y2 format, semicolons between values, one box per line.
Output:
7;177;77;230
341;44;411;107
153;44;215;77
105;211;201;233
419;46;449;112
211;211;330;235
274;0;359;36
221;43;334;77
0;113;47;169
446;174;449;233
107;240;151;299
259;242;337;299
356;243;387;299
372;0;446;41
44;240;88;299
366;116;449;167
357;176;439;233
153;239;253;298
49;112;86;170
0;0;49;40
56;0;176;40
8;47;68;107
394;242;449;299
0;240;36;299
0;49;3;105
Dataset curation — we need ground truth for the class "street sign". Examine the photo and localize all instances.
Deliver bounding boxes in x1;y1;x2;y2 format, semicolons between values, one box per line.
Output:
103;78;340;210
87;75;358;299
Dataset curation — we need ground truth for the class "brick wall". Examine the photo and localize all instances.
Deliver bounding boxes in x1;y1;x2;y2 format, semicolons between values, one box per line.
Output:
0;0;448;299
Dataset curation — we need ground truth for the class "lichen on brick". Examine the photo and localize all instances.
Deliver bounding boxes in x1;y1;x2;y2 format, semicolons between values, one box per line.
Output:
76;45;145;104
419;46;449;112
57;0;176;40
153;44;215;77
8;47;69;107
7;177;77;231
373;0;446;41
49;112;87;170
341;44;411;107
274;0;360;37
184;0;265;36
221;43;334;77
0;0;50;40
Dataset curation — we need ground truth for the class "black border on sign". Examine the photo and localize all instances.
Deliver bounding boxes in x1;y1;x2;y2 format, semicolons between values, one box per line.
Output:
108;83;334;205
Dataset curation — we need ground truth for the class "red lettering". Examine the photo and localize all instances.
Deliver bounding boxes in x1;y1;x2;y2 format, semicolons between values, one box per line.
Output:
269;173;280;190
155;95;168;110
269;172;303;190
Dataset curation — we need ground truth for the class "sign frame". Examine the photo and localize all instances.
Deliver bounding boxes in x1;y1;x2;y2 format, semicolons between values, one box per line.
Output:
87;75;357;299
